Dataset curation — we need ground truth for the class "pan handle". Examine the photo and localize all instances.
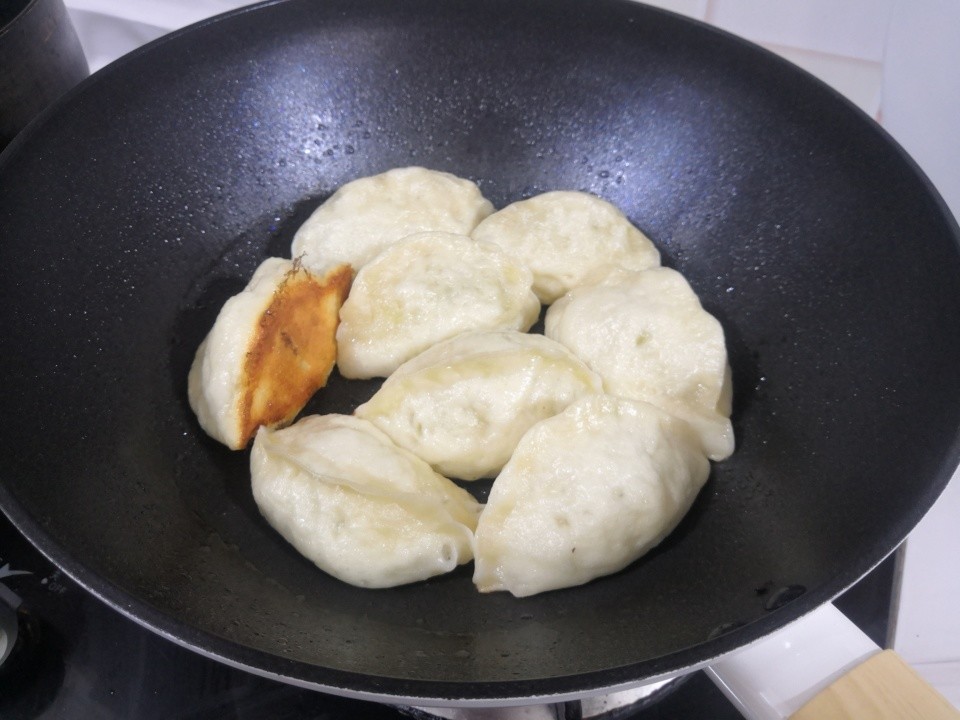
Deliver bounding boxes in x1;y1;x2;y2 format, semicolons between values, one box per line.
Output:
706;602;959;719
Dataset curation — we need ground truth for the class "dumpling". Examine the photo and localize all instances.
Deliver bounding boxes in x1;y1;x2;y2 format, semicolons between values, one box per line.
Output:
355;330;603;480
188;258;352;450
250;414;481;589
336;232;540;378
545;267;734;460
470;190;660;303
291;167;494;272
473;394;710;597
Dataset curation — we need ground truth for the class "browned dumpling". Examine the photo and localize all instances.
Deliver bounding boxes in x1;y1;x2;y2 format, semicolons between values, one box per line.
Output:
188;258;352;449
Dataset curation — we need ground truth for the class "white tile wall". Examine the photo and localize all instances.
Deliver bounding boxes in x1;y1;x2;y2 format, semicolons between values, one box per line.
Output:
883;0;960;220
67;9;166;72
705;0;896;62
880;6;960;707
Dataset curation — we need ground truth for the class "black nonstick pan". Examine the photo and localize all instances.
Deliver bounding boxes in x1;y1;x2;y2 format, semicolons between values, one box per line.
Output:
1;0;959;706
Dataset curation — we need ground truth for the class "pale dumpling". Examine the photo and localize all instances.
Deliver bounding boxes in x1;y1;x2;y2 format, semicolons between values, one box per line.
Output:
336;232;540;379
250;414;481;589
473;394;710;597
188;258;352;450
355;330;603;480
545;267;734;460
291;166;494;272
470;190;660;303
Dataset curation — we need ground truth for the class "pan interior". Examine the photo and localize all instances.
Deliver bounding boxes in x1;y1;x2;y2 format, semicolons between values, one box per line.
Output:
1;0;959;700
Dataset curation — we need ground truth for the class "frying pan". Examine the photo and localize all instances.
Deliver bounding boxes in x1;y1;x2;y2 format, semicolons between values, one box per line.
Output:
1;0;959;706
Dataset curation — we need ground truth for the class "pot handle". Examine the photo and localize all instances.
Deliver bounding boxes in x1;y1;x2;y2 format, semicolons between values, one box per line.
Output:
706;602;959;719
